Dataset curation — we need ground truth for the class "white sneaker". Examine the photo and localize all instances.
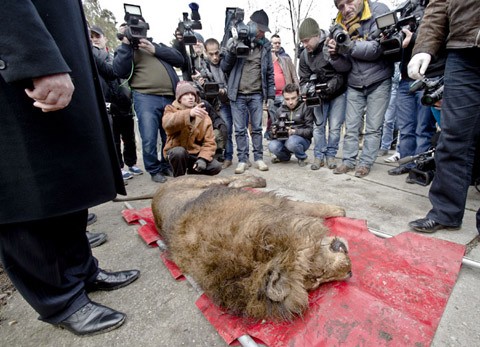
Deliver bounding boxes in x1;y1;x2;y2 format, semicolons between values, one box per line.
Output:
235;162;248;174
254;160;269;171
384;152;400;163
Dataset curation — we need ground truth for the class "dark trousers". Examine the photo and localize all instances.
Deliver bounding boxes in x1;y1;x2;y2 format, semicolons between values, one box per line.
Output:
426;48;480;232
112;114;137;168
167;147;222;177
0;210;99;323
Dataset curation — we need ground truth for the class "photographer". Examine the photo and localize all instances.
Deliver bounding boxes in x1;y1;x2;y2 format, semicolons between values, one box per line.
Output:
328;0;394;178
268;84;314;166
298;18;347;171
163;82;222;177
384;1;439;179
221;9;275;174
407;0;480;234
113;22;184;183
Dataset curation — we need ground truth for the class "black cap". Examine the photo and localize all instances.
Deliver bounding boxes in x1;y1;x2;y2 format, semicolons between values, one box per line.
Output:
90;25;105;36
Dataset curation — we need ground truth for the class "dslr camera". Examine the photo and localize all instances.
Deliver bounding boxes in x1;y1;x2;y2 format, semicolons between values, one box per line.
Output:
373;0;428;61
301;74;328;108
117;3;150;49
271;113;295;141
177;2;202;45
409;76;444;106
221;7;257;57
329;24;351;55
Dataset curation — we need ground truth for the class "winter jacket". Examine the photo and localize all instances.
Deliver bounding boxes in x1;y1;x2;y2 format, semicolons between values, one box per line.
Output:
163;101;217;162
330;1;394;88
220;40;275;102
299;30;347;101
413;0;480;56
274;100;314;141
113;42;184;95
276;54;299;86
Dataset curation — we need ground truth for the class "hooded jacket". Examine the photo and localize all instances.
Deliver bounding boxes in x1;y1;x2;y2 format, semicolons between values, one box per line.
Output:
163;100;217;162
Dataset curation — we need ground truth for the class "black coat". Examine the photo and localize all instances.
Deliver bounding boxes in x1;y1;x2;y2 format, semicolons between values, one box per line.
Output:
0;0;125;224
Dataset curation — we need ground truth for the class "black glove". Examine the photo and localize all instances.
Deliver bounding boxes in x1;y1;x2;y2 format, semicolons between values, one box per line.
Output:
193;158;207;172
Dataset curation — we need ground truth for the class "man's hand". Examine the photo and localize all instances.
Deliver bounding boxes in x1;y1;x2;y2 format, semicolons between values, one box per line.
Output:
193;158;207;172
25;73;74;112
138;38;155;54
192;71;205;86
408;53;432;80
401;28;413;48
189;102;209;119
326;38;338;56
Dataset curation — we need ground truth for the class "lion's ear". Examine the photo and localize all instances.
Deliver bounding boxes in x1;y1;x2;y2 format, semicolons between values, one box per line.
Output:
265;267;290;302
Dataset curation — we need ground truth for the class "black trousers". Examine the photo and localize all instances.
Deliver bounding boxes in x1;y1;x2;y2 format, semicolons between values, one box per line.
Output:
426;48;480;232
0;209;99;323
112;114;137;168
167;147;222;177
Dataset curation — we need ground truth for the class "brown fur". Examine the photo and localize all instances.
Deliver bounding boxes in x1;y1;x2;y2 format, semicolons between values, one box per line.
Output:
151;175;352;321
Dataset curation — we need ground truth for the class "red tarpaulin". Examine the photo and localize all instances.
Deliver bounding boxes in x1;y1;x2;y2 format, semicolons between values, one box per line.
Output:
123;208;465;346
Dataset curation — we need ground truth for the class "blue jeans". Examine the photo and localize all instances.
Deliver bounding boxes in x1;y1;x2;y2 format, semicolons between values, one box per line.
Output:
342;79;392;168
313;93;346;159
395;79;436;167
380;81;399;150
268;135;311;161
132;91;173;175
219;104;233;161
230;93;264;163
426;49;480;231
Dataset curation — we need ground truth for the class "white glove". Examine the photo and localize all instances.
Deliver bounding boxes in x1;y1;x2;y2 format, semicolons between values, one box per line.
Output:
408;53;432;80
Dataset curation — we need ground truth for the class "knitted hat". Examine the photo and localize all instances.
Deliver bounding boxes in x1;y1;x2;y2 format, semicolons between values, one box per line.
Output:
194;32;204;43
175;81;198;102
250;10;270;32
298;18;320;40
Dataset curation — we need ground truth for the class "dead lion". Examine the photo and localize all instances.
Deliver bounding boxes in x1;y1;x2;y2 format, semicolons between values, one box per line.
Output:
148;175;352;321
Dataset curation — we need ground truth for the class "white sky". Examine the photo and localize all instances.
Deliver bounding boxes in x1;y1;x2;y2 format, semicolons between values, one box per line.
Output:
98;0;395;55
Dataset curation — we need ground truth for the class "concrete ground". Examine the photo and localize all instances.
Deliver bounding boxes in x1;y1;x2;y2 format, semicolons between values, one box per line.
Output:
1;144;479;346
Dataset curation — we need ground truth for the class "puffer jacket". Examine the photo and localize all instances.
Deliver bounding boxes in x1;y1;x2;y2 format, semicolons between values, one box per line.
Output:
163;100;217;162
274;100;314;141
413;0;480;56
330;0;394;88
220;40;275;102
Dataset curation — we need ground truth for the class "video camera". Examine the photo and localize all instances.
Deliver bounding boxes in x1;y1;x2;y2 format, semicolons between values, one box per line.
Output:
329;24;351;55
177;2;202;45
409;76;444;106
221;7;257;57
194;61;220;99
301;74;328;108
373;0;428;60
271;113;295;141
117;3;150;49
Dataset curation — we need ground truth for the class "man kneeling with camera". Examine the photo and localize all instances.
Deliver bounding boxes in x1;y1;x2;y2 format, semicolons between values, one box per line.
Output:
268;83;314;167
163;82;222;177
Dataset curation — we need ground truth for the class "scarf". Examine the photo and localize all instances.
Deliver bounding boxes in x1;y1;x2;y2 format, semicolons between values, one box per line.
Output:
335;0;372;41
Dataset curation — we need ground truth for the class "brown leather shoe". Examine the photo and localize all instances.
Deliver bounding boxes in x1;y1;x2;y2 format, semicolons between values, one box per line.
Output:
354;166;370;178
222;160;232;169
333;163;354;174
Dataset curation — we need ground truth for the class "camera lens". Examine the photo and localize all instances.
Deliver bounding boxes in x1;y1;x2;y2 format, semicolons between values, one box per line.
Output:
335;32;347;44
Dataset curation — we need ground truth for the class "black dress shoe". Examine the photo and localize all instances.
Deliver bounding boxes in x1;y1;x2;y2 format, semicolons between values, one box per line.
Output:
86;269;140;292
408;218;461;233
151;172;167;183
388;165;411;175
161;168;174;177
86;231;107;248
87;213;97;226
56;302;125;336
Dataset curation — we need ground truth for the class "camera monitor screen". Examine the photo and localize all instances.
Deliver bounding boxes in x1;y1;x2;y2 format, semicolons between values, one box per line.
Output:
124;3;142;16
376;12;397;29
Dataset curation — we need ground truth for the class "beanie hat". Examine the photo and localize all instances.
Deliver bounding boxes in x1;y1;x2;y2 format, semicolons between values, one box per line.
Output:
194;32;204;43
250;10;271;32
298;18;320;40
175;81;198;102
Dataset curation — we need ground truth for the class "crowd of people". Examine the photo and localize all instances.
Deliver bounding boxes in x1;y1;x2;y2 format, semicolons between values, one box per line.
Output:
0;0;478;338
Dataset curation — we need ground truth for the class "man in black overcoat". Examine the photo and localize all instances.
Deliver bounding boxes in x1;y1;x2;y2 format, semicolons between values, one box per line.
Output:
0;1;140;336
